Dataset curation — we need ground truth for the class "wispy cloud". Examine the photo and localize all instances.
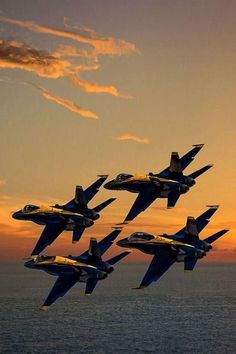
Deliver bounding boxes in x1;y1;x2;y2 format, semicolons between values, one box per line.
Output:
70;75;133;99
0;16;137;119
114;133;150;144
0;16;138;56
25;82;98;119
0;40;70;78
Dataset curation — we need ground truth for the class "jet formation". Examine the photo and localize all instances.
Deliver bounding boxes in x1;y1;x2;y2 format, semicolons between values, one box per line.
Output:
12;144;229;309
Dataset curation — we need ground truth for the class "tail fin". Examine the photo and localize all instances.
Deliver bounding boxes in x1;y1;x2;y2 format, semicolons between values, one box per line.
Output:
169;152;182;175
204;229;229;244
188;164;213;179
60;185;87;212
184;216;199;241
106;251;131;265
88;238;101;259
79;227;123;259
93;198;116;212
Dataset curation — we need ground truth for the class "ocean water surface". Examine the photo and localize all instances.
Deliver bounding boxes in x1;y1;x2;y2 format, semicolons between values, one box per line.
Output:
0;262;235;353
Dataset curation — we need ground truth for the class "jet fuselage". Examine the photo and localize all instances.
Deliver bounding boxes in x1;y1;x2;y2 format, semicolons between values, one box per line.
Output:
24;255;110;282
116;232;206;261
12;204;94;230
104;173;189;196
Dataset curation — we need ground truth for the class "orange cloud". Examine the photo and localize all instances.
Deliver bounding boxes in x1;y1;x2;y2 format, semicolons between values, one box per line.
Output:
25;82;98;119
114;133;150;144
0;40;70;78
0;16;138;56
70;74;132;98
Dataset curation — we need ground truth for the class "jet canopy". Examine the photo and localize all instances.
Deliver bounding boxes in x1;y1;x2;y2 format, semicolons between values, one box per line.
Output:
128;232;155;241
22;205;40;213
115;173;133;182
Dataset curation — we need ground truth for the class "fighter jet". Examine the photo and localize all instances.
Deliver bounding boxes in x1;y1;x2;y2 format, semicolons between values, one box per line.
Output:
24;228;130;310
116;206;229;288
104;144;213;223
13;176;115;255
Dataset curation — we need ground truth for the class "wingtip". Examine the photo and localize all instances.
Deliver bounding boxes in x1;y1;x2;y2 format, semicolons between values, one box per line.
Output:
97;174;109;178
85;293;91;296
39;305;49;312
132;285;146;290
206;205;219;209
192;143;204;148
116;221;130;226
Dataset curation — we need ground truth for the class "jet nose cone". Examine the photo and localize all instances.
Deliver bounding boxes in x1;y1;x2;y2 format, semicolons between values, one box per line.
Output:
116;239;127;248
24;260;34;268
104;181;113;190
12;211;21;220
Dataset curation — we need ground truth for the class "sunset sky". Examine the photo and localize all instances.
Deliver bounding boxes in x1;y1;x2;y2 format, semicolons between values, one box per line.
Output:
0;0;235;262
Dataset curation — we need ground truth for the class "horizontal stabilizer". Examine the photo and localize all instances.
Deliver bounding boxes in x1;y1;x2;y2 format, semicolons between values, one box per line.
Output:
93;198;116;212
184;258;198;271
85;279;99;295
204;229;229;244
85;175;109;203
188;164;213;179
106;251;131;265
72;226;85;243
167;193;180;208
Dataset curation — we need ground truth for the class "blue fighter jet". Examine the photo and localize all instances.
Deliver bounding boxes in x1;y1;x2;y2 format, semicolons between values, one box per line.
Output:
13;176;115;255
24;227;130;310
116;206;229;288
104;144;212;223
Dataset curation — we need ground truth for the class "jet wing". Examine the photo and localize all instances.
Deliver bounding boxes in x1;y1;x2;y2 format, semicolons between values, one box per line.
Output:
123;189;159;223
40;273;80;310
159;144;204;177
84;175;109;203
31;223;66;255
137;251;177;288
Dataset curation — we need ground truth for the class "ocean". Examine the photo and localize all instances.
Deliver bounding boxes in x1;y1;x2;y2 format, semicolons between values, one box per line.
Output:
0;262;235;353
